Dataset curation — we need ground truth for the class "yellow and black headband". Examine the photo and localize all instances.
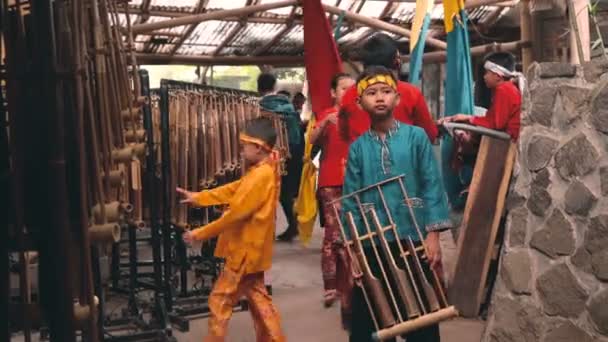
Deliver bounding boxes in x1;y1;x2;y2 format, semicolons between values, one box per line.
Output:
357;74;397;95
239;133;273;152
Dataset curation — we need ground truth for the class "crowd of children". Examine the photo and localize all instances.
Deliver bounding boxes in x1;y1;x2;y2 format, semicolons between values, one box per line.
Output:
175;32;522;342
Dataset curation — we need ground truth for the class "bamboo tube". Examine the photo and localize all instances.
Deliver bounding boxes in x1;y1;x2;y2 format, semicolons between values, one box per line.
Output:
373;306;459;341
93;201;123;223
125;129;146;143
112;147;135;164
122;108;142;122
89;223;121;244
131;143;147;160
73;296;100;327
103;169;125;188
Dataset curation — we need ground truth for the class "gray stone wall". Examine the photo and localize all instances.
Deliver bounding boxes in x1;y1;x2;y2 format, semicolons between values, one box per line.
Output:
482;59;608;342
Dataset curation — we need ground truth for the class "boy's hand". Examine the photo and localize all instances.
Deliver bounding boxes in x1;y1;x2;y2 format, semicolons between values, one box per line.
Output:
439;114;471;124
324;113;338;125
425;232;442;270
183;230;194;245
176;187;196;204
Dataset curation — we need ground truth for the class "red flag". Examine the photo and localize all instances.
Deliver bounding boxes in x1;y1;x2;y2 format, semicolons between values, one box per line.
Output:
302;0;343;114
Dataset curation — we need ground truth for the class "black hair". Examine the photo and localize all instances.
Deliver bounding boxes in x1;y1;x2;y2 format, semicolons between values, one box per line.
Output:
257;73;277;94
339;66;396;141
356;65;397;86
330;72;353;90
277;90;291;98
475;52;516;108
293;92;305;100
485;52;516;73
360;33;399;69
244;117;277;149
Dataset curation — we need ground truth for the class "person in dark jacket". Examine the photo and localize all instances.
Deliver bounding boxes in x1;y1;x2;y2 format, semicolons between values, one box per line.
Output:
258;73;304;242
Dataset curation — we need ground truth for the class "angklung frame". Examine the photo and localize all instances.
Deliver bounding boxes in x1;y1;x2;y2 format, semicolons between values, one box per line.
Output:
331;175;459;341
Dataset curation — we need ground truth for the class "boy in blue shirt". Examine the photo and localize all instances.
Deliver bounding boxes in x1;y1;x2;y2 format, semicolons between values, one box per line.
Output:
342;66;450;342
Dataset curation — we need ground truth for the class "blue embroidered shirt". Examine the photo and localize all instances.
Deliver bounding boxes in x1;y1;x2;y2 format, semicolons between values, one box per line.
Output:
342;122;451;243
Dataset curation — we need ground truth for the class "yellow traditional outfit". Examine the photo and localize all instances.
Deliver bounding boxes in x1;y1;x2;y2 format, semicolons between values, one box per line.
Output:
190;156;285;342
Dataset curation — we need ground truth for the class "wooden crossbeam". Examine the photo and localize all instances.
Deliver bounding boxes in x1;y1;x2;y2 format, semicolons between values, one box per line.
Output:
322;2;447;50
201;0;258;82
134;40;528;66
135;53;303;66
252;5;297;56
131;0;298;34
169;0;209;55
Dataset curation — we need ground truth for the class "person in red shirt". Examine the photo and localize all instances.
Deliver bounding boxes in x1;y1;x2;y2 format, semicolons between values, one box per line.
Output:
339;33;438;144
310;72;355;313
440;52;522;141
438;52;522;201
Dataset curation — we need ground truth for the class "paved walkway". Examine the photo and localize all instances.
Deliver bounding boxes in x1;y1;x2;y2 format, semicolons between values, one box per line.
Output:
176;212;485;342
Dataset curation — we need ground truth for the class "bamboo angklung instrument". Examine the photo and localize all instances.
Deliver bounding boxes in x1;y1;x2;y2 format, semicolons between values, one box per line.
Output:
332;175;458;341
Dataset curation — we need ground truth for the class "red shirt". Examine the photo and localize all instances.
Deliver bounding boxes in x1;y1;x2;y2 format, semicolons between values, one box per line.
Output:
316;107;350;187
338;81;438;144
471;81;521;141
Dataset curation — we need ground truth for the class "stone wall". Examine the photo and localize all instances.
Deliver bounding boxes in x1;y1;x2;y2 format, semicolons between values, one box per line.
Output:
482;59;608;342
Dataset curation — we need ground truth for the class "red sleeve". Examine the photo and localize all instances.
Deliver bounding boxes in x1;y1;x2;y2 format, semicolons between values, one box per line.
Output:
314;108;333;129
471;85;512;131
412;91;439;142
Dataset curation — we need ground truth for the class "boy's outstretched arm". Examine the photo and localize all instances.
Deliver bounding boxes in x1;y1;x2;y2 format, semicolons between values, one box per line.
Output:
176;179;243;207
189;167;273;241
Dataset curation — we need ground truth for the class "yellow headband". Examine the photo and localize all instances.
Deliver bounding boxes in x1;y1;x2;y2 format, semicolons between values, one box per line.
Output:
357;74;397;95
239;133;273;152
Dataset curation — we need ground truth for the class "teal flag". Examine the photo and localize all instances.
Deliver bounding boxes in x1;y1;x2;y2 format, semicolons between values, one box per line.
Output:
441;8;474;209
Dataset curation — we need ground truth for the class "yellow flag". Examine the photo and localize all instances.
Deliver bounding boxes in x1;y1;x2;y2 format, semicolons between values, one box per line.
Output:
294;117;318;246
443;0;465;33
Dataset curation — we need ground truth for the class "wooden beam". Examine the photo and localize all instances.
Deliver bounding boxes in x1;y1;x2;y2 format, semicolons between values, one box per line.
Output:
135;53;303;66
380;0;397;18
131;0;298;34
252;5;297;56
135;41;530;66
402;40;530;63
132;0;152;42
322;3;448;50
201;0;258;80
169;0;208;55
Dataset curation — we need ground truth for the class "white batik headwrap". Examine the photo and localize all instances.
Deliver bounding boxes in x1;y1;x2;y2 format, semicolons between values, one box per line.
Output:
484;60;527;95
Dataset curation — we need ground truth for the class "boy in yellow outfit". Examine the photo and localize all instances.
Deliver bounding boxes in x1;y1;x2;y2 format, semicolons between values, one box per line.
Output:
177;117;285;342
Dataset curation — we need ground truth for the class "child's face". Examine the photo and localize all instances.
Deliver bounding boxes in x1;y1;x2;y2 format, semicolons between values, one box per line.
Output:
240;142;265;164
483;70;503;88
358;82;400;120
331;77;355;104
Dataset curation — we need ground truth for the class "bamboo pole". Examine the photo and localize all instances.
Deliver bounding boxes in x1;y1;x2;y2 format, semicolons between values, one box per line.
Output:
567;0;590;64
404;40;530;63
520;0;533;70
321;2;447;50
130;0;298;34
135;53;304;66
135;41;529;66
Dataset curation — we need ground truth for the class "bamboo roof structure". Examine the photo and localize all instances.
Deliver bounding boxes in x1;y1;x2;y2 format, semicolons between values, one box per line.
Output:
116;0;522;65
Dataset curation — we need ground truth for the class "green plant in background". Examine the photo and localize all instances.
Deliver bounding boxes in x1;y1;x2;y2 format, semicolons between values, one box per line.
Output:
589;0;607;60
274;67;306;82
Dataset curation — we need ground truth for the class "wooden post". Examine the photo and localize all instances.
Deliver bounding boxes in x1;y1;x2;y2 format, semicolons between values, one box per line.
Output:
520;0;534;70
131;0;298;34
